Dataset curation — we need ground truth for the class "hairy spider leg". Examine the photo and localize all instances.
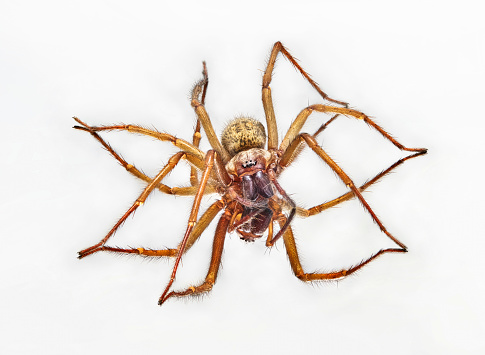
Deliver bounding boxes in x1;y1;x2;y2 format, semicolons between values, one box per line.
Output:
262;41;349;150
312;113;340;138
73;117;211;196
190;61;209;186
276;105;427;218
279;105;428;155
73;117;205;162
280;113;343;167
190;65;231;163
294;150;427;218
81;199;224;258
74;63;209;191
281;220;406;282
158;150;222;304
299;132;408;250
78;152;186;258
159;202;234;305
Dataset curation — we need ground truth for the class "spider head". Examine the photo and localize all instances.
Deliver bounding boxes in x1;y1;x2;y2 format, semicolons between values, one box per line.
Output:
225;148;272;178
221;117;266;157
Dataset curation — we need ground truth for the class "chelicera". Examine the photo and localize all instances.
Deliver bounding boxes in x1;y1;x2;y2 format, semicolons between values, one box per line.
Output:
74;42;427;305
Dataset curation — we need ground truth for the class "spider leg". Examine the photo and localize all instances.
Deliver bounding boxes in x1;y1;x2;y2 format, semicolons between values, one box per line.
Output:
78;152;186;258
279;105;428;155
82;199;224;258
74;117;213;195
159;203;233;305
73;116;206;165
312;113;340;138
281;221;406;282
158;150;220;305
296;149;427;217
262;41;348;150
296;132;407;250
189;62;209;187
190;63;231;163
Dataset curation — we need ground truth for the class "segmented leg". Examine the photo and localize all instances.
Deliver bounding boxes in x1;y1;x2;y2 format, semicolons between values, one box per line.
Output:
262;41;348;150
190;63;231;163
73;117;205;164
296;150;427;217
190;62;209;186
159;203;233;305
83;199;225;258
78;152;186;258
280;105;428;155
158;150;219;305
73;117;212;195
281;220;406;281
298;132;408;250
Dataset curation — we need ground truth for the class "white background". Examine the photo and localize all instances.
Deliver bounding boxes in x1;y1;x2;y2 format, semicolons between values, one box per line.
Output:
1;1;484;354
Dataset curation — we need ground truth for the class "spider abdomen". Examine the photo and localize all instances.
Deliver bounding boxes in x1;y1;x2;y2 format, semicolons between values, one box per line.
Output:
221;117;266;156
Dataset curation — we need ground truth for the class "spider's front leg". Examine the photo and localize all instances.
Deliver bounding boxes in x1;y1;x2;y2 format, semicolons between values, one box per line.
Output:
158;204;233;305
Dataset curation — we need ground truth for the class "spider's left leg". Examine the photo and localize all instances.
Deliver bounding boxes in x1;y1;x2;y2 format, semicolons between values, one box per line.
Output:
78;152;188;258
262;42;348;150
190;63;231;163
281;221;405;282
74;118;211;196
159;203;233;305
298;132;407;250
189;62;209;186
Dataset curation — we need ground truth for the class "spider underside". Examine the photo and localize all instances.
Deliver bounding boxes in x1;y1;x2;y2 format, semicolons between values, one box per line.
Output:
74;42;427;305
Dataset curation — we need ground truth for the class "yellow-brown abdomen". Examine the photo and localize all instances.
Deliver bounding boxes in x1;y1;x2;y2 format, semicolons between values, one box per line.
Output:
221;117;266;157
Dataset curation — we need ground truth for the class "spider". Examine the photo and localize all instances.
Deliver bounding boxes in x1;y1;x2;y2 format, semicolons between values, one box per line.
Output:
74;42;427;305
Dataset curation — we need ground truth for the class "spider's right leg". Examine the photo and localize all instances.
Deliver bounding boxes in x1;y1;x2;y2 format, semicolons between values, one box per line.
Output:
78;152;188;258
73;117;212;195
190;63;231;163
82;199;224;258
189;62;209;187
73;117;205;164
281;220;405;282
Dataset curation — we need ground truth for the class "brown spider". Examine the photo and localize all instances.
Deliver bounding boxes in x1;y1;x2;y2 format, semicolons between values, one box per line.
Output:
74;42;427;305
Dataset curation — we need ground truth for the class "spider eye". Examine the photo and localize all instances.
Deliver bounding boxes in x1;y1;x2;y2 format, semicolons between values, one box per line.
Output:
242;159;257;168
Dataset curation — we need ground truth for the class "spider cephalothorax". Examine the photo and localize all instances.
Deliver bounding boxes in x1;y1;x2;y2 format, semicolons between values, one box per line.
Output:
74;42;427;305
